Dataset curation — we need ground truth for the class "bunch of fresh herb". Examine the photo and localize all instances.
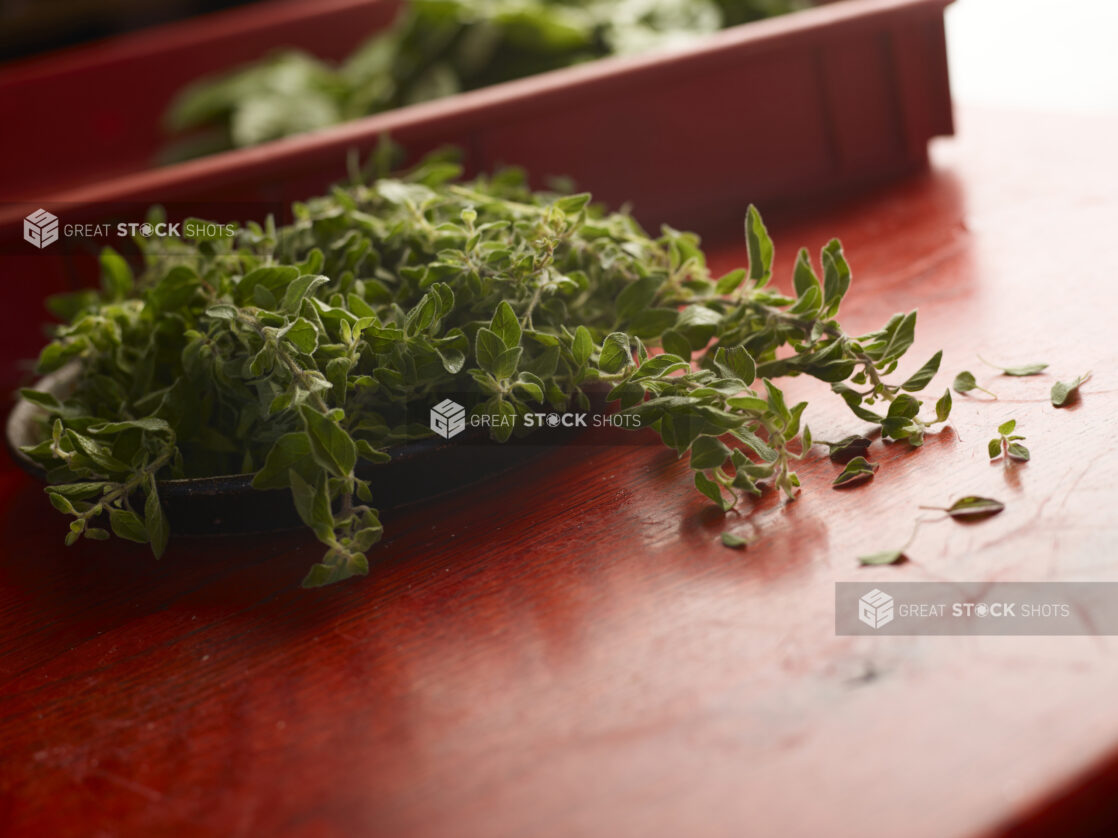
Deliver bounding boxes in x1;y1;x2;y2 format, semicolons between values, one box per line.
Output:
20;153;947;587
164;0;809;157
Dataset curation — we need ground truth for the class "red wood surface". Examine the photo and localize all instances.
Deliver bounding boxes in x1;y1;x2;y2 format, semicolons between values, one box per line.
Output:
2;105;1118;837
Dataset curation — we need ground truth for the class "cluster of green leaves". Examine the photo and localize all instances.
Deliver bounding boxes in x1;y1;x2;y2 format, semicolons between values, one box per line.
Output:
164;0;807;157
22;152;945;586
988;419;1029;462
861;352;1091;566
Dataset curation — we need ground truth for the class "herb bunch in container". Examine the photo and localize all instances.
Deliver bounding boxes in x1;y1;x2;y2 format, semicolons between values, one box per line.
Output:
20;153;947;586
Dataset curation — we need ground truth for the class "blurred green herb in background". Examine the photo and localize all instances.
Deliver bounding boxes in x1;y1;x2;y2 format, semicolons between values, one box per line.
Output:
164;0;810;158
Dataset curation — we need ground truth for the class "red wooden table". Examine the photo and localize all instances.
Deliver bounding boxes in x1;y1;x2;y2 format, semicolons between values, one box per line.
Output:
2;105;1118;837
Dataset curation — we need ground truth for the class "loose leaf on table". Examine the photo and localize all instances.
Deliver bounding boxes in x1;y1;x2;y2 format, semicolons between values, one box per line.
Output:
953;370;995;398
832;456;878;488
858;549;905;566
923;495;1006;519
1051;372;1091;407
979;355;1048;376
720;532;749;549
825;435;872;463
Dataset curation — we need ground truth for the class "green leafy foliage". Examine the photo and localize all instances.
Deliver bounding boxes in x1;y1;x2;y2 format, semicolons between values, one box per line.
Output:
164;0;808;157
23;153;941;586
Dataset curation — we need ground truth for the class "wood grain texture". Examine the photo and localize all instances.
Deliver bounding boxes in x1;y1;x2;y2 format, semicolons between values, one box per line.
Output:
2;105;1118;837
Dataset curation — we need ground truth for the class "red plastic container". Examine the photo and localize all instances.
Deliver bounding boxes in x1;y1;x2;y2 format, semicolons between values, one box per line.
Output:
0;0;953;389
0;0;951;206
0;0;403;198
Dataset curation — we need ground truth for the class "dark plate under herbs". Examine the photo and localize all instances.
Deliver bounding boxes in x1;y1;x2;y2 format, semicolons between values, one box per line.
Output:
7;362;599;536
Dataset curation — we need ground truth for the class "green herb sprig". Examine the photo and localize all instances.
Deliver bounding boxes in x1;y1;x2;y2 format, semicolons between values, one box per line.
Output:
20;154;947;586
988;419;1029;462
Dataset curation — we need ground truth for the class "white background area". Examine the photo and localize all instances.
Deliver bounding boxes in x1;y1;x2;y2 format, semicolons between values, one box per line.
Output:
946;0;1118;113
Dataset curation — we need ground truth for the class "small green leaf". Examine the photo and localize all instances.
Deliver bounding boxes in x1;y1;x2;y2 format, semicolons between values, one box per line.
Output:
554;193;591;214
1051;372;1091;407
1007;442;1030;461
715;268;746;295
492;346;523;380
988;438;1002;459
660;330;691;359
490;300;522;348
282;274;328;313
942;496;1005;519
858;549;905;566
598;332;632;374
289;469;333;541
901;351;942;392
205;304;238;320
475;327;505;374
832;456;878;488
690;436;731;470
1002;363;1047;376
145;480;169;559
953;370;994;398
285;317;319;354
99;247;134;300
934;389;952;423
253;432;315;489
694;471;733;512
744;205;773;285
109;508;148;544
572;325;593;366
980;356;1048;376
826;435;872;463
720;532;748;549
715;345;756;383
997;419;1016;435
300;407;357;478
19;388;61;411
887;393;920;420
792;248;820;298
